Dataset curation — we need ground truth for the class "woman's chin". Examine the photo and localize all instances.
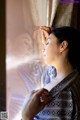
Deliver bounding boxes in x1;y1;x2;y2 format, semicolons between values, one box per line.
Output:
43;56;52;65
44;59;51;65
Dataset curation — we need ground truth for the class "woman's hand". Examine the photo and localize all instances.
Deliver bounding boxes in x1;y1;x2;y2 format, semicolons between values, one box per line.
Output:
33;26;51;44
34;26;51;34
22;88;52;120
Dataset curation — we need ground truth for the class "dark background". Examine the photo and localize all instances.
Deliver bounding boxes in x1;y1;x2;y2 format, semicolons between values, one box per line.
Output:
0;0;6;111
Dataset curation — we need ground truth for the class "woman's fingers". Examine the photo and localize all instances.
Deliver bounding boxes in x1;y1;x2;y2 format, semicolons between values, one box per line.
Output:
31;88;52;108
41;94;52;104
35;88;52;104
35;88;48;97
41;31;46;44
31;90;36;95
40;30;49;44
33;26;51;34
41;29;49;38
40;26;51;34
33;26;51;43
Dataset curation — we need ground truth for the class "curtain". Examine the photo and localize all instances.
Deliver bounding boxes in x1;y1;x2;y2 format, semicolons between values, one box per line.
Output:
28;0;74;27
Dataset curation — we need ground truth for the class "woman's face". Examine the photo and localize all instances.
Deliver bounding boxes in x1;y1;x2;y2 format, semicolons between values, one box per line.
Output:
42;34;61;65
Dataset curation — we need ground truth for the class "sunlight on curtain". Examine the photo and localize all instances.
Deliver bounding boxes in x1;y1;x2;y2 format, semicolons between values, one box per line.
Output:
6;0;48;120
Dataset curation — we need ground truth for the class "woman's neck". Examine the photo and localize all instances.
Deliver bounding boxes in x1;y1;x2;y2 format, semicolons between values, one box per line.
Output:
53;61;75;80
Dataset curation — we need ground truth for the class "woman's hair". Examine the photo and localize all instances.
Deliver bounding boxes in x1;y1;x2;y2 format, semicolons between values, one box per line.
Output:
51;26;80;70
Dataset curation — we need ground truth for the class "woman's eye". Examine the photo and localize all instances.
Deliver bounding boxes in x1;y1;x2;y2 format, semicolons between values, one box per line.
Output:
46;42;49;45
46;39;51;45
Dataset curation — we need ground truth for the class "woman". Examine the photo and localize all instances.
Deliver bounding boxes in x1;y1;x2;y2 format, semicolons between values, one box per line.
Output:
22;26;80;120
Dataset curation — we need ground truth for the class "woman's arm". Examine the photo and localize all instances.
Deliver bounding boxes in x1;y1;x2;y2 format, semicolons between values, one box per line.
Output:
21;88;52;120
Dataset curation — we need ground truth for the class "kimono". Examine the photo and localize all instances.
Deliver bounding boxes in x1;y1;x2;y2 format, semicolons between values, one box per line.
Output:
34;70;80;120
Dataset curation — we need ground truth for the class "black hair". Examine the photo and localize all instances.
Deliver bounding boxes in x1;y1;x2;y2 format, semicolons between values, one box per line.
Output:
51;26;80;70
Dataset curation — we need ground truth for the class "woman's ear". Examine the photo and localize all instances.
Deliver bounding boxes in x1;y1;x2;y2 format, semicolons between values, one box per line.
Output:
60;40;68;53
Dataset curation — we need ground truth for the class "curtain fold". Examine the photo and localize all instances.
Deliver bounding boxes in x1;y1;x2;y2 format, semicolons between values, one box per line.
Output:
52;4;74;28
47;0;59;26
28;0;74;27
